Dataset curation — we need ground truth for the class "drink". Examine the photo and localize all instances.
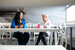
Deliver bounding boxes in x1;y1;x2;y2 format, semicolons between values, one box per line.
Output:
37;24;40;28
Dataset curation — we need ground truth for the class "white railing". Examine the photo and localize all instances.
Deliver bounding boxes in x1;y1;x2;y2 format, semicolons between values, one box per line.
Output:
0;23;67;48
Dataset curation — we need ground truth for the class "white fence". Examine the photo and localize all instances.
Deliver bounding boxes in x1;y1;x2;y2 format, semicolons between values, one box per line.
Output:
0;23;67;48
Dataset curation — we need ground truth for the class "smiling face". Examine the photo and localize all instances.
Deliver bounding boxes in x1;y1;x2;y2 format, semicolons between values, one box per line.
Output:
20;12;23;19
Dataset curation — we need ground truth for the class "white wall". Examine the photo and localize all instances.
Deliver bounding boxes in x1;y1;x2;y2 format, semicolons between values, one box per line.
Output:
0;6;65;25
24;6;65;25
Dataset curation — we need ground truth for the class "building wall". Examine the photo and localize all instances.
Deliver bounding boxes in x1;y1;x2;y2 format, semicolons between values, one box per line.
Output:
0;6;65;25
24;6;65;25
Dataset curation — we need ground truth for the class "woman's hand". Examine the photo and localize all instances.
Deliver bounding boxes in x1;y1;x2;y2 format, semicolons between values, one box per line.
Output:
19;25;23;28
40;26;44;28
15;26;18;28
44;26;47;28
40;26;47;28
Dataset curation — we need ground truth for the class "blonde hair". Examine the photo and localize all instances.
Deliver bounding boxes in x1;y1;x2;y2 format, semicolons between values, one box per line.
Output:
42;13;48;18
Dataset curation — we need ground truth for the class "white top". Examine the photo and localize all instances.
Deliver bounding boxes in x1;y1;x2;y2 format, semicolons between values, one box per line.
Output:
40;19;52;36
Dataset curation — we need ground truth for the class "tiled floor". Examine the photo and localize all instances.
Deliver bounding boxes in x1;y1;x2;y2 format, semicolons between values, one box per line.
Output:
0;38;75;50
0;38;44;45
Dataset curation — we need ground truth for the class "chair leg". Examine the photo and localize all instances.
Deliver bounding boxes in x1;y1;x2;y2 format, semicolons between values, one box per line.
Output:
50;31;53;45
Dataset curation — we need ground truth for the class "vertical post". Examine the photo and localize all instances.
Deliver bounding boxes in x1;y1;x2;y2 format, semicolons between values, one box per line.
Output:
54;31;58;45
70;27;72;50
50;31;53;45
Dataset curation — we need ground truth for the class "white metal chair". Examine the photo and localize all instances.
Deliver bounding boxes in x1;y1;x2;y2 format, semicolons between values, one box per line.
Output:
32;24;50;45
26;23;31;44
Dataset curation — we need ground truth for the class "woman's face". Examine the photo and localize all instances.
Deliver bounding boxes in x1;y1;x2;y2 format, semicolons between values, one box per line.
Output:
20;12;23;19
42;15;47;22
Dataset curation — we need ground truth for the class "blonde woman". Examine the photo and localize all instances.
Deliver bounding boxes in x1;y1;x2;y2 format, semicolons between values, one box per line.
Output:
36;13;52;45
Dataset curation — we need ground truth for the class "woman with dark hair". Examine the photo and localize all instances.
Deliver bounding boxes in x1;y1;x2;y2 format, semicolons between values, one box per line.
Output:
11;11;30;45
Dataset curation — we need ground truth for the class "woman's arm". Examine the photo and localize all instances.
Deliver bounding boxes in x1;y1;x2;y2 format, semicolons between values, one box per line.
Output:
19;25;23;28
11;20;15;28
11;19;19;28
22;19;27;28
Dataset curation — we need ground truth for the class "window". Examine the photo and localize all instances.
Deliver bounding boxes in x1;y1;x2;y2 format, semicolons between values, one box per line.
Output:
66;5;75;23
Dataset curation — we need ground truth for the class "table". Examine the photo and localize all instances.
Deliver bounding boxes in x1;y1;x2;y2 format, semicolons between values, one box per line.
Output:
0;28;62;45
0;45;66;50
0;28;61;32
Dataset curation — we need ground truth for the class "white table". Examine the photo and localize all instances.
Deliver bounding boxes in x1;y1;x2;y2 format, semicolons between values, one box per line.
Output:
0;28;62;45
0;28;61;32
0;45;66;50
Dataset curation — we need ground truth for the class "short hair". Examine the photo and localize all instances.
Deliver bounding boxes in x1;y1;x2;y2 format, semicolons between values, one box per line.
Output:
42;13;48;18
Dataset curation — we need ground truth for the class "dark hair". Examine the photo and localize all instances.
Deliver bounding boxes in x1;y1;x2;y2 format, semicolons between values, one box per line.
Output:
14;11;25;25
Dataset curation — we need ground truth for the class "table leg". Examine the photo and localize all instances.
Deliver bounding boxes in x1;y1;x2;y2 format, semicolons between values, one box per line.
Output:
54;31;58;45
50;31;53;45
70;27;72;50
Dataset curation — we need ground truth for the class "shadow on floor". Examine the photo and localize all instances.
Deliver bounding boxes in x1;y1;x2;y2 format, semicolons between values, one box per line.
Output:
67;44;75;50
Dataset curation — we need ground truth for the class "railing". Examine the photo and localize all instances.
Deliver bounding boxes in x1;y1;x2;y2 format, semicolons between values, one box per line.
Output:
0;23;67;48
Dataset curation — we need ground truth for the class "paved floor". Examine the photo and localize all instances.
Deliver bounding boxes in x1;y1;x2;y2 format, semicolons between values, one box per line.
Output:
0;38;75;50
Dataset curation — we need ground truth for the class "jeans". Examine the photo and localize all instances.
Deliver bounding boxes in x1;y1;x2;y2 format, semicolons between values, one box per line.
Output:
13;32;30;45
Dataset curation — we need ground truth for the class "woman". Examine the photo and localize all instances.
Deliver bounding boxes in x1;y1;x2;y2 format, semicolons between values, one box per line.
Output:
36;13;52;45
11;11;30;45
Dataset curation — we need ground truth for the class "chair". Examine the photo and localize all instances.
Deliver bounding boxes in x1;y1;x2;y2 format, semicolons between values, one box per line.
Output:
26;23;31;44
32;24;50;45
